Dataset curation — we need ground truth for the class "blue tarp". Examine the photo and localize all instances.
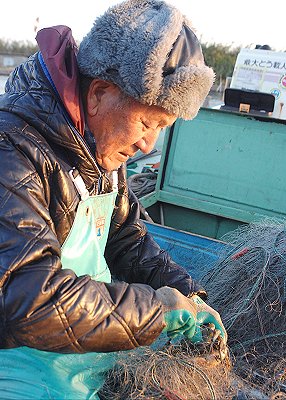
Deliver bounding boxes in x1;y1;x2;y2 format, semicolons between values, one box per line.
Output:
145;221;226;280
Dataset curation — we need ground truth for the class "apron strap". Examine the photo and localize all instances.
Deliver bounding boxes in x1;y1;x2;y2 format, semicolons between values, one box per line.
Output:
69;168;118;199
69;168;89;201
112;170;118;192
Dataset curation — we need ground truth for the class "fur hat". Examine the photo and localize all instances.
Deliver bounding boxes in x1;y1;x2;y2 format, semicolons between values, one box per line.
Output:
77;0;215;120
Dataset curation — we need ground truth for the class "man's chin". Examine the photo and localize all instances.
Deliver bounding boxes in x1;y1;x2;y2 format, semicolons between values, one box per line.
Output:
96;151;130;172
97;158;123;172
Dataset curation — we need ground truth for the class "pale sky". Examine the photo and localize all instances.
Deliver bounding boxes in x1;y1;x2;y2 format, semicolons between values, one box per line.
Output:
1;0;285;51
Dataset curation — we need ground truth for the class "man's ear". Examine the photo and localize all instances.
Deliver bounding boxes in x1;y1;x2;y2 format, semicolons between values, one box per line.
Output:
86;79;115;117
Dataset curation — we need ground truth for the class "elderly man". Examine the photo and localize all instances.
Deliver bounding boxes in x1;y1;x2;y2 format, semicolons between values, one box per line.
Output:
0;0;226;398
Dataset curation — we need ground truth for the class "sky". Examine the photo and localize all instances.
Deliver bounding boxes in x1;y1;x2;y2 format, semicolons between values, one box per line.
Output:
0;0;285;52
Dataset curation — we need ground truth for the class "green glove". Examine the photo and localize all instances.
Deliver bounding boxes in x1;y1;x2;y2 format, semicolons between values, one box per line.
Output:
156;287;227;344
163;309;197;340
190;294;227;344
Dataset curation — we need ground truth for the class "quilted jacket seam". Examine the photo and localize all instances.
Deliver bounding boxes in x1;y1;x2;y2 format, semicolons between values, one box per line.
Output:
51;298;84;352
0;224;51;288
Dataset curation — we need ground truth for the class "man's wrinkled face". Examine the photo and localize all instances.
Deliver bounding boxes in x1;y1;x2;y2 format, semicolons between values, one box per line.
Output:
85;80;177;172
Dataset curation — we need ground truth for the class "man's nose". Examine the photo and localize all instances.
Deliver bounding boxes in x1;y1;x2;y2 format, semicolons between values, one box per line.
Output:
135;130;160;154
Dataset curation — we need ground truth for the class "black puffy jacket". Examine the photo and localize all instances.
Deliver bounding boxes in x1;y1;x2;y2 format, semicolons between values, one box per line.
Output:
0;50;200;354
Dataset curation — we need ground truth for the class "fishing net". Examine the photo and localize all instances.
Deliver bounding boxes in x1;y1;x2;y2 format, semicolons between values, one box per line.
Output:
97;217;286;399
98;338;235;400
202;217;286;397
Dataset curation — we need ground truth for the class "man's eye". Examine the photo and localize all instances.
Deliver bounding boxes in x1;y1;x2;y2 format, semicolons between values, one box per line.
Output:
142;121;150;129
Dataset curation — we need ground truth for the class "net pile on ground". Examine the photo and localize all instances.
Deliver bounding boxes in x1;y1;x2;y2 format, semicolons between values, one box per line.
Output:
98;339;235;400
202;218;286;397
97;218;286;399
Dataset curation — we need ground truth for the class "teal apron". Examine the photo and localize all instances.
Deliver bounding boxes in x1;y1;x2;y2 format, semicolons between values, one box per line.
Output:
0;170;118;399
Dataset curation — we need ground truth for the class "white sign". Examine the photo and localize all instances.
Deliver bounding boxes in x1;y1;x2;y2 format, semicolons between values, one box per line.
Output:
230;48;286;120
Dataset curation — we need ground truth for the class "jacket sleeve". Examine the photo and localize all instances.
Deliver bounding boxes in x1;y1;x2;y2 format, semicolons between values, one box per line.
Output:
0;137;164;353
105;186;206;298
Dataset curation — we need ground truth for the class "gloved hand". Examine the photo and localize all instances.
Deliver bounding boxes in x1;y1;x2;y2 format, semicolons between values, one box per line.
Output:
190;294;227;344
156;286;227;345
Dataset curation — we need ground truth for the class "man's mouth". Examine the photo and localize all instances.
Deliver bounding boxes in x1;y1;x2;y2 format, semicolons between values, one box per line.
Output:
119;151;134;159
117;152;129;161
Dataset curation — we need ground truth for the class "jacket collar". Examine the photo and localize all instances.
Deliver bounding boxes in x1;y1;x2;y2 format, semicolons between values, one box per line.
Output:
36;25;85;136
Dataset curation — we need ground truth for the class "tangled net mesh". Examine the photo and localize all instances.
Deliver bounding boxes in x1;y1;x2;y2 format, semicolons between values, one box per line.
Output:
202;217;286;398
98;218;286;399
98;340;235;400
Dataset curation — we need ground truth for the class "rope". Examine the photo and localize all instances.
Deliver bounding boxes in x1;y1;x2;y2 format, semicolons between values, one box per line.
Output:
127;172;157;198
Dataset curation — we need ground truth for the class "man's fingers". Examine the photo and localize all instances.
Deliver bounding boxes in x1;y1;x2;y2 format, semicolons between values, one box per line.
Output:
211;328;221;343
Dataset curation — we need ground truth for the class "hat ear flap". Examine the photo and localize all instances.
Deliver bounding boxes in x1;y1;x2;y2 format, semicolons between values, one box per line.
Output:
157;64;215;120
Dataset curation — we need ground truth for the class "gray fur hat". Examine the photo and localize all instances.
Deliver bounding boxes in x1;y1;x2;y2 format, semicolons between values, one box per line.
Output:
77;0;215;120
